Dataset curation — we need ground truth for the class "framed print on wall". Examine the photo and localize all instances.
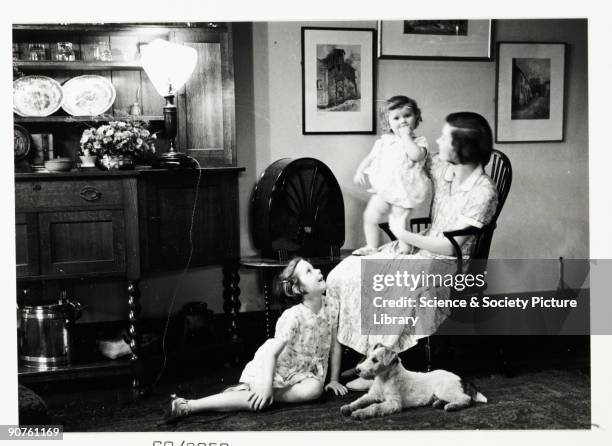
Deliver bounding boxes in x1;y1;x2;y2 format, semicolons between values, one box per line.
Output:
301;27;375;134
377;20;493;60
495;42;567;143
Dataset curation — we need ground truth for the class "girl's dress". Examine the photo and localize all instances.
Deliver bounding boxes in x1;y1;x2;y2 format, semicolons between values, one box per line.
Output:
327;153;498;354
364;133;431;208
238;295;339;388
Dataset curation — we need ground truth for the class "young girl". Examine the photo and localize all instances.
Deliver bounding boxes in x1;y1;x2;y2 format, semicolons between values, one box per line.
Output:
352;95;432;255
164;257;347;422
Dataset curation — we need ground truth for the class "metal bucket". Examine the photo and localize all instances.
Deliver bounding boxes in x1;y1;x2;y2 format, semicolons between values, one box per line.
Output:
18;300;81;369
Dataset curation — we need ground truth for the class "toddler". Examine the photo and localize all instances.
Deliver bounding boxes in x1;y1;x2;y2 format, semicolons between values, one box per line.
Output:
352;95;432;255
164;257;347;422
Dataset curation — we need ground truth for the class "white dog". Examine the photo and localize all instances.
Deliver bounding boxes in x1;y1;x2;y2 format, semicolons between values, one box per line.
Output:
341;344;487;420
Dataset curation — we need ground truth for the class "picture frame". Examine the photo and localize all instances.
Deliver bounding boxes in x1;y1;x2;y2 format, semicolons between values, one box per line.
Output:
301;27;375;134
377;20;493;60
495;42;567;143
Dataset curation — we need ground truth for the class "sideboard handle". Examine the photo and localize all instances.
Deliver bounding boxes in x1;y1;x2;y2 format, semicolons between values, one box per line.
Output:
80;186;102;202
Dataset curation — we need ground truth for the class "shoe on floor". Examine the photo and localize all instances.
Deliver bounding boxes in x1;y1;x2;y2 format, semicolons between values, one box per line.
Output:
352;246;378;256
346;377;373;391
163;394;190;423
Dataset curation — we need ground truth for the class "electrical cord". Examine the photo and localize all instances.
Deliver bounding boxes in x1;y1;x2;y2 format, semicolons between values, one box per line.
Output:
151;159;203;389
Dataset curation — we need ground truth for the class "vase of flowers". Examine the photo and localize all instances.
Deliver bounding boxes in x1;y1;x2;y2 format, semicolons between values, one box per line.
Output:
78;148;97;168
80;120;156;170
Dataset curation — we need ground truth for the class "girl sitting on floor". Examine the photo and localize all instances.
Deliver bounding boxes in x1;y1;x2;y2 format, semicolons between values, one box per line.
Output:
164;257;347;422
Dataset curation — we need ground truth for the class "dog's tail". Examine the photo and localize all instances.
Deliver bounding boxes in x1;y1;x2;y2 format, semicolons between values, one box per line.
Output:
461;379;488;404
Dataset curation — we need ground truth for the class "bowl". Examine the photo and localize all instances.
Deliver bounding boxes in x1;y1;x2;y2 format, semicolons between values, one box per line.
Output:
44;157;74;172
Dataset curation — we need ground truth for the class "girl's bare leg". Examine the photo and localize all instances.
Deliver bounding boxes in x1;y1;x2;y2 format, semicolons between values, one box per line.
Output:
359;195;391;253
186;389;258;413
390;205;412;253
179;378;323;415
273;378;323;403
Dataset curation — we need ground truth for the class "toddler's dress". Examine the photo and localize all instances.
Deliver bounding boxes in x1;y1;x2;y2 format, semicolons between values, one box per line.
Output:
364;133;431;208
238;295;339;388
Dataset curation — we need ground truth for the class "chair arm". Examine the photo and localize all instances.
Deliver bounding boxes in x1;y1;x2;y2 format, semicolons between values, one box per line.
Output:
379;217;432;242
378;222;396;241
443;224;494;273
409;217;432;232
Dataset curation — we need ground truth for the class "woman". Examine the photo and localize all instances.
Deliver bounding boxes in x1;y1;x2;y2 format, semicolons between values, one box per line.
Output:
326;112;499;388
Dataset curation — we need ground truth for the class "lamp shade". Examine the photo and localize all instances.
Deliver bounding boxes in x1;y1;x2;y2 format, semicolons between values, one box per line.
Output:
140;39;198;97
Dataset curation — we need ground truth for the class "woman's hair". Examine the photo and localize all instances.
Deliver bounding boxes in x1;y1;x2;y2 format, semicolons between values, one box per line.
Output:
445;112;493;166
273;257;305;305
379;95;422;133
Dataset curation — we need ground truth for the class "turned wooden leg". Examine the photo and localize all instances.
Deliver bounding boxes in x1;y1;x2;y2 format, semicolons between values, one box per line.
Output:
262;269;273;339
127;280;142;397
222;262;241;341
425;337;432;372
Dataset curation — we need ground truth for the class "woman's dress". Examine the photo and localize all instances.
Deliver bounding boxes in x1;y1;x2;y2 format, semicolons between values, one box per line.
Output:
326;154;498;354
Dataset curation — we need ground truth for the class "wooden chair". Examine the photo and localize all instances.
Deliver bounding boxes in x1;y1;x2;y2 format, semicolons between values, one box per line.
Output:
379;149;513;369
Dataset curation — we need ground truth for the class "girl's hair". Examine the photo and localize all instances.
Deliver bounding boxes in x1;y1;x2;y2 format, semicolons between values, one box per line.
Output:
445;112;493;166
273;257;305;305
380;95;423;133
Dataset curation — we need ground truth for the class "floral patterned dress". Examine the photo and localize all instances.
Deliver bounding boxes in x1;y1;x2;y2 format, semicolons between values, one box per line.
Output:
326;153;498;354
239;295;339;388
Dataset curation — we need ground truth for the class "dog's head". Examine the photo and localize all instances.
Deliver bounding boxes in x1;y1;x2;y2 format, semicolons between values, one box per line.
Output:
355;344;400;379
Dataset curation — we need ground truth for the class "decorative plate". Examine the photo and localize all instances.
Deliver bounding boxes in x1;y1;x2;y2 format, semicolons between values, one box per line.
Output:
61;75;116;116
14;125;31;161
13;75;63;117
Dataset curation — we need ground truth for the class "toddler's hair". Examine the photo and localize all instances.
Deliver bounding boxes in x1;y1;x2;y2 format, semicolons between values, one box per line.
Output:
273;257;305;305
380;95;423;133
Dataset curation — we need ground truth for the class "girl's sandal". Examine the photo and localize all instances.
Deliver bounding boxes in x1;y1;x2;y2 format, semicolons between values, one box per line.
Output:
162;394;190;424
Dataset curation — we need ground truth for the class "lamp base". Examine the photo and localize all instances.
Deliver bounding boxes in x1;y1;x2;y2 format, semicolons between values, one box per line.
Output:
153;151;199;169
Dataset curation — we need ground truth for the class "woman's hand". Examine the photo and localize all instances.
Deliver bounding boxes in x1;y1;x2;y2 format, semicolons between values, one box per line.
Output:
325;380;348;396
247;382;274;411
353;170;368;187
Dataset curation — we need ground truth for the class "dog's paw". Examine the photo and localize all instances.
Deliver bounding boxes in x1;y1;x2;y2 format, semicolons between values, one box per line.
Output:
351;409;371;421
340;405;352;416
432;399;446;409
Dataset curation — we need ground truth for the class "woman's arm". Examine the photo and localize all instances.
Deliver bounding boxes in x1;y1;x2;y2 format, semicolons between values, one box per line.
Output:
388;213;468;257
248;338;287;410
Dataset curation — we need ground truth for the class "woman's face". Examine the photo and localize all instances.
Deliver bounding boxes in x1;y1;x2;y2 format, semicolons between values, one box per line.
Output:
436;123;459;164
294;260;325;295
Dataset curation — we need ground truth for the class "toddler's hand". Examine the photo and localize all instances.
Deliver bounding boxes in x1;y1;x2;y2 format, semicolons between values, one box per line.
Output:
398;124;413;138
325;380;348;396
248;382;274;411
353;170;367;187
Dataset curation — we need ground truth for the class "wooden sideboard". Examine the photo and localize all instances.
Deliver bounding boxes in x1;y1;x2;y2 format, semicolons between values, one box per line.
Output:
13;22;241;394
15;167;243;393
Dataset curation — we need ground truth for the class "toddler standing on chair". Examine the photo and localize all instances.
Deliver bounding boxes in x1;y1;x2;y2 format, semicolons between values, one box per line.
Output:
164;257;347;422
353;95;432;255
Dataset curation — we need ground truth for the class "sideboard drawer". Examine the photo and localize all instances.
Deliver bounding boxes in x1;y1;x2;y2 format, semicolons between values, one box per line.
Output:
15;180;124;210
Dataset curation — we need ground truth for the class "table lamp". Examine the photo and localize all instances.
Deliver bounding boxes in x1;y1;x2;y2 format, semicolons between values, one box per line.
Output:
141;39;198;168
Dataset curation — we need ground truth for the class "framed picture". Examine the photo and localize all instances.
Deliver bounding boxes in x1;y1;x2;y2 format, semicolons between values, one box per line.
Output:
301;27;375;134
495;42;567;143
378;20;493;60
